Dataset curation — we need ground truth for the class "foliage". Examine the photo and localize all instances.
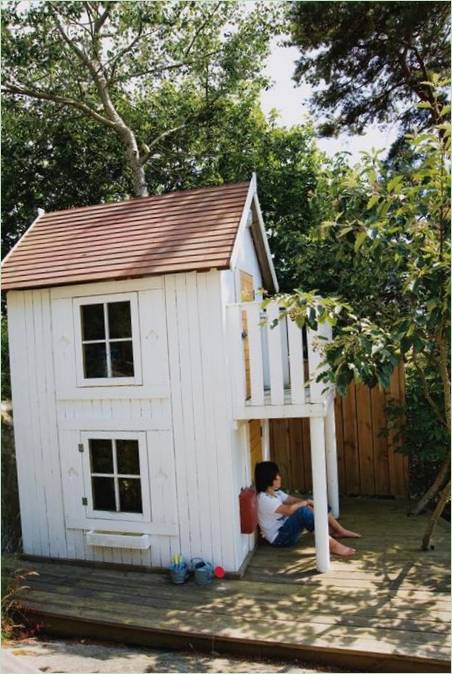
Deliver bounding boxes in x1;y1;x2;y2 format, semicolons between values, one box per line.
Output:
2;0;281;196
1;562;40;640
289;1;450;135
276;92;450;527
386;356;449;499
2;98;129;256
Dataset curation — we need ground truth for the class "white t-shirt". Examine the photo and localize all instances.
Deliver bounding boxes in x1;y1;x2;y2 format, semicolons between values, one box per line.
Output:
257;489;289;543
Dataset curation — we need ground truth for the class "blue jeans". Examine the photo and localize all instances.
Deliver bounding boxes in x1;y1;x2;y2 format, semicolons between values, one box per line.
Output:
272;505;331;547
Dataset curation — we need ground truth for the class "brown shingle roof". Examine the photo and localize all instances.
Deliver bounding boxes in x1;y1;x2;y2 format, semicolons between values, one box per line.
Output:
1;182;251;291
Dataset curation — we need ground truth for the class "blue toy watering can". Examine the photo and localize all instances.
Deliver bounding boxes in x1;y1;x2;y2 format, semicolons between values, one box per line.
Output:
169;554;189;584
191;557;213;585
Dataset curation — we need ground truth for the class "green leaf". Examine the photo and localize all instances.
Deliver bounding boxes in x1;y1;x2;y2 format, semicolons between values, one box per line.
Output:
354;230;367;252
366;193;379;210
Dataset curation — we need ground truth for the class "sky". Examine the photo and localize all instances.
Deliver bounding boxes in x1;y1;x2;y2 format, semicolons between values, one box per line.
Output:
260;40;400;162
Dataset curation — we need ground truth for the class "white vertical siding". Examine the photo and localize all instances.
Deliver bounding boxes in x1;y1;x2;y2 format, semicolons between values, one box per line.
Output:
9;271;246;572
7;290;67;558
165;271;238;570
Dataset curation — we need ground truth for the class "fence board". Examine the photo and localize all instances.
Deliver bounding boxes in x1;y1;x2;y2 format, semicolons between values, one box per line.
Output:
270;365;408;498
356;384;375;495
341;383;361;495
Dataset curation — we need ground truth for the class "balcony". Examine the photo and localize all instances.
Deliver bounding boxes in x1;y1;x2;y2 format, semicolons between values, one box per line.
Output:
226;301;334;421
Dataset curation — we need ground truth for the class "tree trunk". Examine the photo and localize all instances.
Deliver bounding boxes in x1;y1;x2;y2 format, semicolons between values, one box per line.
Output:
115;124;149;198
411;453;450;515
421;479;451;551
129;156;148;198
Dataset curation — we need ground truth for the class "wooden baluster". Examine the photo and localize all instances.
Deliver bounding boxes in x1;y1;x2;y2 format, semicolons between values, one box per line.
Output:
287;316;305;405
266;301;284;405
247;302;264;406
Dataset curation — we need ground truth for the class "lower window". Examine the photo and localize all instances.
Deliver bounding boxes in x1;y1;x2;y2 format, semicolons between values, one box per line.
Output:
81;431;150;523
90;438;143;514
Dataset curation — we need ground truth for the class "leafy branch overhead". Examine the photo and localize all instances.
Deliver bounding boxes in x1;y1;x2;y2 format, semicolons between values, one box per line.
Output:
2;0;280;196
289;1;450;135
275;92;450;539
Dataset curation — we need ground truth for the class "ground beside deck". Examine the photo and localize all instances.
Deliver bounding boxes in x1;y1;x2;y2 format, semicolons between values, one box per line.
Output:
4;499;450;673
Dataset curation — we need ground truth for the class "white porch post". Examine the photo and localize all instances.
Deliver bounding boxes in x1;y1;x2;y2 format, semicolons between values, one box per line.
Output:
325;400;340;518
262;419;270;461
309;416;330;573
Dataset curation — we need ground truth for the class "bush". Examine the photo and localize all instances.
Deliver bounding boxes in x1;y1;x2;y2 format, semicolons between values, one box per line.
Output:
1;417;21;554
387;356;449;502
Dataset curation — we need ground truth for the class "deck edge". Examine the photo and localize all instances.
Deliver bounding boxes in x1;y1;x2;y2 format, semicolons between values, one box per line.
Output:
23;607;451;674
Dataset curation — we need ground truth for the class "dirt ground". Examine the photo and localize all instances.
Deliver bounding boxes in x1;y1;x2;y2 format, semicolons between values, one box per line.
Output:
4;637;350;673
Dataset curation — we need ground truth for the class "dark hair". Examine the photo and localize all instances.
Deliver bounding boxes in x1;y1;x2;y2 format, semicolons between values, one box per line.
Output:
255;461;280;493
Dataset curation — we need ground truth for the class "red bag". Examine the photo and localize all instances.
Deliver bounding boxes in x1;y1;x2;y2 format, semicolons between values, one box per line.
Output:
239;487;257;534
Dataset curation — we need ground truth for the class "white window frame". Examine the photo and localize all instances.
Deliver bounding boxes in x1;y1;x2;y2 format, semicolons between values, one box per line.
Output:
74;292;142;387
80;430;151;523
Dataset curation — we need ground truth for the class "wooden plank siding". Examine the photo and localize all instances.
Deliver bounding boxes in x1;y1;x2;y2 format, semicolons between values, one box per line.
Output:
249;420;263;478
270;366;408;497
7;290;68;558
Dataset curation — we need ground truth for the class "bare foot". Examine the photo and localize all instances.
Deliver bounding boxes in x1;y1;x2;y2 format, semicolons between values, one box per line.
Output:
334;527;361;539
330;539;356;556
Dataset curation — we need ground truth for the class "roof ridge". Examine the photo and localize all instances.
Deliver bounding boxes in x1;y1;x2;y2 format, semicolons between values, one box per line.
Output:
40;180;250;218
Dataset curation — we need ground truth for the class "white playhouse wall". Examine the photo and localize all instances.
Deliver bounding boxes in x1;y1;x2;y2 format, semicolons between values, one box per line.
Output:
221;219;267;566
7;265;258;572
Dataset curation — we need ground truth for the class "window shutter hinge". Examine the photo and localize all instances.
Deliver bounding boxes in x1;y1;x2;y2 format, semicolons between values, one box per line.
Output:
78;444;84;453
82;497;88;506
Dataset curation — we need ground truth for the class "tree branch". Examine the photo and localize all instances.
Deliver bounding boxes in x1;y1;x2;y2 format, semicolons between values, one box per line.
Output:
139;123;187;166
112;49;221;84
94;3;111;34
48;5;100;80
412;348;448;429
183;2;222;59
2;81;117;129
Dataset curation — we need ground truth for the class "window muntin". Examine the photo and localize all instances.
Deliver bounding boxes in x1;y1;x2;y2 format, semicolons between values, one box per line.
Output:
81;301;134;379
89;438;143;514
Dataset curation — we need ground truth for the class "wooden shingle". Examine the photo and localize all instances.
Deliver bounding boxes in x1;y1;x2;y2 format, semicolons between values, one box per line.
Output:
2;182;250;290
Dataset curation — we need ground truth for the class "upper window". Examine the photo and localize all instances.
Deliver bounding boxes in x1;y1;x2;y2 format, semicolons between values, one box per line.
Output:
74;293;142;386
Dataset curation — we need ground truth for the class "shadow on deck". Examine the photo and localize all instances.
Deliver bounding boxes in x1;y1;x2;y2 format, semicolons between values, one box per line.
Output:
3;499;450;673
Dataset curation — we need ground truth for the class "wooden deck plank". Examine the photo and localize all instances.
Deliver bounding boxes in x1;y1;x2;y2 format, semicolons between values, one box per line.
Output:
5;498;449;672
19;593;450;660
17;579;450;635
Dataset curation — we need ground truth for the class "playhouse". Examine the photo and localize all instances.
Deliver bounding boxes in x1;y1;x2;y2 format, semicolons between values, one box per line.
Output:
2;175;338;574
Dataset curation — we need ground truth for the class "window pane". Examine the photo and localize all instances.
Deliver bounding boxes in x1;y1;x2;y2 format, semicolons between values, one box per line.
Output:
83;343;107;378
81;304;105;341
108;301;132;339
92;477;116;511
118;478;142;513
110;341;134;377
89;439;113;474
116;440;140;475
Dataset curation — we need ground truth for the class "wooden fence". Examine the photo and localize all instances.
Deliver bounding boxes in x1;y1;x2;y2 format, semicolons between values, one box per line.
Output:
270;366;409;498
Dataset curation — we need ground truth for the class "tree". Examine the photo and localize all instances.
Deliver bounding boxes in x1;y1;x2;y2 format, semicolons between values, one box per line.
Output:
274;89;450;548
2;97;130;256
2;0;279;197
289;1;450;135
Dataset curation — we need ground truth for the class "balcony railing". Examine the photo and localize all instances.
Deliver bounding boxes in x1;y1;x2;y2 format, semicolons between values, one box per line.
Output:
226;301;333;419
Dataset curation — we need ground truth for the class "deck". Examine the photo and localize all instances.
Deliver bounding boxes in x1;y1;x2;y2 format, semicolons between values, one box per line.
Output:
4;499;450;673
